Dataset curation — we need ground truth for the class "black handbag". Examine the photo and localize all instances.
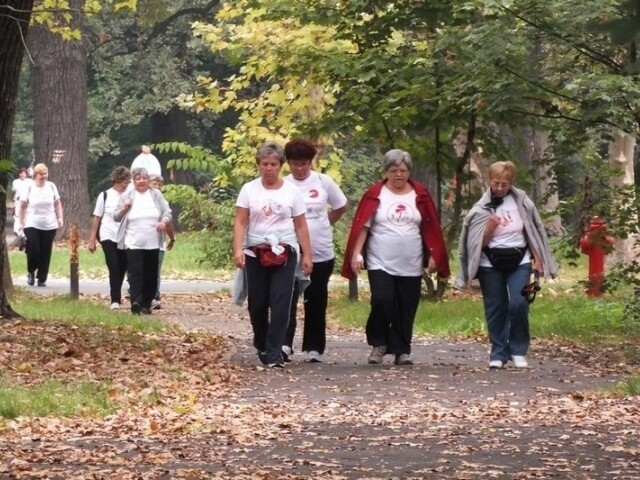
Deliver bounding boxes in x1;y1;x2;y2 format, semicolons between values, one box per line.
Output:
483;246;527;272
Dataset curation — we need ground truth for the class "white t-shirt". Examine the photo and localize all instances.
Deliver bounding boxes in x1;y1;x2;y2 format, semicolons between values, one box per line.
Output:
284;172;347;262
93;188;125;243
130;153;161;177
12;178;32;202
22;181;60;230
124;190;162;249
236;178;306;245
480;193;531;267
365;186;423;277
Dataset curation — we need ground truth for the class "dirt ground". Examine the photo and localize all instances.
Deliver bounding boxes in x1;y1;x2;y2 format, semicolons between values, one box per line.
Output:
2;292;639;479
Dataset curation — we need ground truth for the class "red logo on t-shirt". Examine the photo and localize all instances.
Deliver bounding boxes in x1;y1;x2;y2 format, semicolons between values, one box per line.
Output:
387;202;414;226
308;189;319;198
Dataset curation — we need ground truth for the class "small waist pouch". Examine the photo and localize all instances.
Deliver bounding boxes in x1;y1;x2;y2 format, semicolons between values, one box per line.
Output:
483;246;527;272
252;244;289;267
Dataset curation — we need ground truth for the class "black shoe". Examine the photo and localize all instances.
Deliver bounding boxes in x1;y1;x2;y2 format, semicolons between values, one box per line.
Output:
131;302;141;315
37;280;46;287
258;351;268;365
27;273;35;286
141;308;152;315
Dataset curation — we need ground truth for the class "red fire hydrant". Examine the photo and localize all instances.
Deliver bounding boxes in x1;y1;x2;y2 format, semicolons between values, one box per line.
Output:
579;217;615;297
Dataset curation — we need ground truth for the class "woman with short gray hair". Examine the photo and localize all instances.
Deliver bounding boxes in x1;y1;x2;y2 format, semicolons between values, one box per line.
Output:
342;149;450;366
233;141;313;368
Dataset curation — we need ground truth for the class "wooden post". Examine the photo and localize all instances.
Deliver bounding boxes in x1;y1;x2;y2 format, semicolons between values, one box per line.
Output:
348;277;358;301
69;223;79;299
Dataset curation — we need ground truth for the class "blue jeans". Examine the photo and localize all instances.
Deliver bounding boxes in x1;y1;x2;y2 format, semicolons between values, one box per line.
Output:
477;264;531;362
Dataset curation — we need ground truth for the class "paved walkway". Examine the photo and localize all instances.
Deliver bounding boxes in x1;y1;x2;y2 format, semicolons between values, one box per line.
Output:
154;298;640;479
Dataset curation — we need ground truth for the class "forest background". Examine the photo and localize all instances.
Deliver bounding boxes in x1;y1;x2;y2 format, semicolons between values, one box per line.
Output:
3;0;640;304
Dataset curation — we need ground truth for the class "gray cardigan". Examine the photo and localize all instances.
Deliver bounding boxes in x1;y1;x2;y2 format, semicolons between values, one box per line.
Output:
454;187;558;290
114;188;172;249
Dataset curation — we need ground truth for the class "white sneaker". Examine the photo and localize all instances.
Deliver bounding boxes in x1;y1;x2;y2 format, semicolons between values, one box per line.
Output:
511;355;529;368
110;302;120;310
151;299;161;310
306;350;322;363
281;345;292;363
489;360;504;369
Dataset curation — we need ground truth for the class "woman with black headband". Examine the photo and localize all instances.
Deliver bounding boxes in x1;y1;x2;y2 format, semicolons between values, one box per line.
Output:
455;161;558;369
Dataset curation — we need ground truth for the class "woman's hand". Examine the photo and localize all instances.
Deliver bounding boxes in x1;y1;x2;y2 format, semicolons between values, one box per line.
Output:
234;250;245;269
156;220;167;232
88;239;97;253
351;253;364;275
302;254;313;276
427;257;437;273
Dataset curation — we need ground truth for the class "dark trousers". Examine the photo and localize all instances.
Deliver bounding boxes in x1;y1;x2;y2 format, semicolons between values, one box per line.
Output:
101;240;127;304
245;249;297;365
285;258;334;354
366;269;422;355
24;227;57;283
127;249;159;310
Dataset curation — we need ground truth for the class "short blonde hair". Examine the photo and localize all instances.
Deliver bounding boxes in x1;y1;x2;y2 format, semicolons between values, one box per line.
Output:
32;163;48;176
488;161;516;181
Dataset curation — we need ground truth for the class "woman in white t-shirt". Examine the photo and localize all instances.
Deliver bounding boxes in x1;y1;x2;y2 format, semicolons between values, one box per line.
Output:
114;168;172;315
16;163;64;287
456;161;558;370
233;141;313;368
341;150;450;366
282;139;348;363
11;167;32;235
87;166;132;309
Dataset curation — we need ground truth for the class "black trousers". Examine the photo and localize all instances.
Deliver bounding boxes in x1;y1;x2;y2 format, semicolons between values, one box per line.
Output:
366;269;422;355
245;249;297;365
285;258;334;354
126;249;159;310
24;227;57;283
101;239;127;304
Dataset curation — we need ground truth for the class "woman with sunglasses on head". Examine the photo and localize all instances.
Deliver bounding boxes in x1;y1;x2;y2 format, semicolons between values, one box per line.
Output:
455;160;558;369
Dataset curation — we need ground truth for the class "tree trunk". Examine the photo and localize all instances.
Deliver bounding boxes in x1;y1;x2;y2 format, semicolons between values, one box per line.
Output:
608;129;637;263
28;0;90;239
0;0;34;318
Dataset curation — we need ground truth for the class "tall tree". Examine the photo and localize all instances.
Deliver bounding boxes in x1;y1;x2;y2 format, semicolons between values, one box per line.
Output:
28;0;90;238
0;1;35;318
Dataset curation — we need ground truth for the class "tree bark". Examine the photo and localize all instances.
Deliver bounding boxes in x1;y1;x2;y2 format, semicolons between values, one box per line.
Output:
28;0;90;239
608;129;637;263
0;0;34;318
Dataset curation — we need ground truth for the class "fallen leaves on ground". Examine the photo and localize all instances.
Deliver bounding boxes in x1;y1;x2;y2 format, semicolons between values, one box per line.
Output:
0;293;639;479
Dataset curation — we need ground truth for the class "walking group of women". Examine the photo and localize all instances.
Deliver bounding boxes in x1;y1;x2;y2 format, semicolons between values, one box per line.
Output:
16;146;174;317
15;140;558;371
233;140;558;369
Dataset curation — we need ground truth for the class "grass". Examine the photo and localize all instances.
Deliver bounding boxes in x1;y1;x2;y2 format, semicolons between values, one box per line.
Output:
12;294;167;333
8;231;226;281
0;378;114;419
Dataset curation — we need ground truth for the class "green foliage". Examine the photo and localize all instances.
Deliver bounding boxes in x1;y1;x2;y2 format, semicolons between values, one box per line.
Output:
160;183;236;270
